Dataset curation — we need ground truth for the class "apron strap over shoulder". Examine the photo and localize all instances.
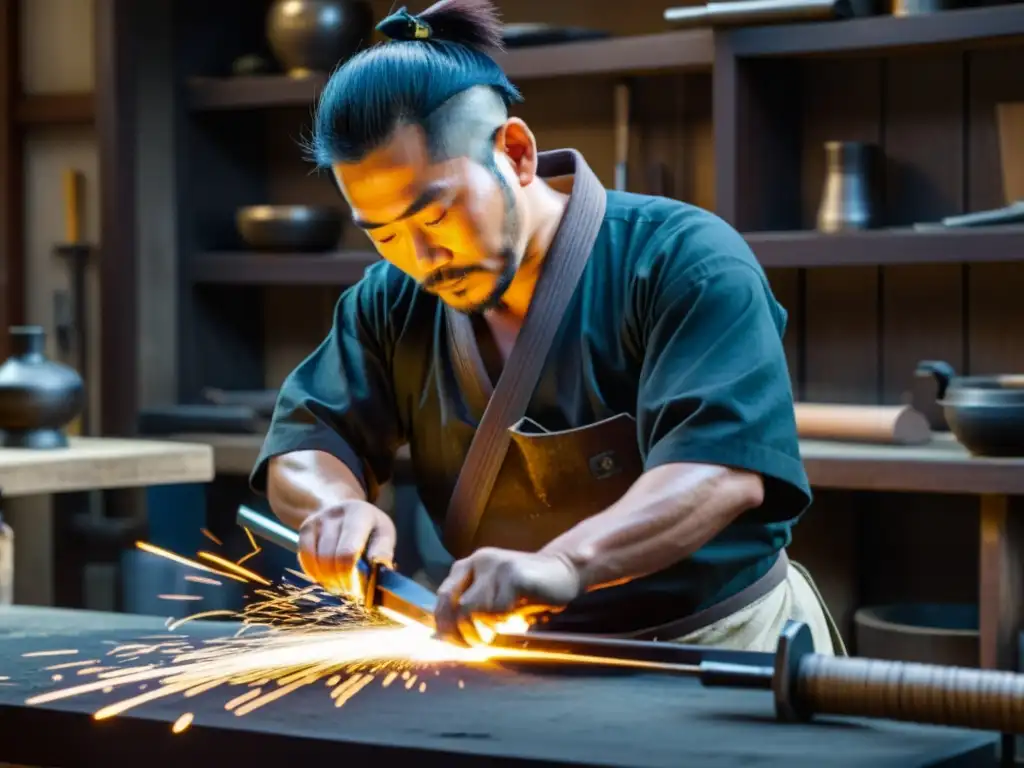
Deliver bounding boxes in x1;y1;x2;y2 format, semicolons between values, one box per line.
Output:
442;149;608;558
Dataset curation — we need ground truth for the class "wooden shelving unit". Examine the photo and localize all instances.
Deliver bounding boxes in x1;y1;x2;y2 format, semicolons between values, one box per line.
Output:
15;93;95;125
727;3;1024;57
187;28;713;112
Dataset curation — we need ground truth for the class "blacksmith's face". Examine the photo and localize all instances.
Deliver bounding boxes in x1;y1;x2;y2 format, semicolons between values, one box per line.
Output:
333;120;538;313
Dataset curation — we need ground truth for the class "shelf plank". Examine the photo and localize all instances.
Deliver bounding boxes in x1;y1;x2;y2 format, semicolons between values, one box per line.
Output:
727;3;1024;58
16;93;95;125
0;437;213;498
174;430;1024;496
746;227;1024;268
498;29;714;79
191;228;1024;286
186;30;713;111
170;432;413;482
188;74;326;111
190;251;378;285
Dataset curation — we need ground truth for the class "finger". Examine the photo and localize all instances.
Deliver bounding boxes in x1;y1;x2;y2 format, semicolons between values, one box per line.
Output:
455;579;503;648
434;561;474;644
364;516;397;570
457;577;503;617
316;518;344;592
334;513;374;600
297;518;324;587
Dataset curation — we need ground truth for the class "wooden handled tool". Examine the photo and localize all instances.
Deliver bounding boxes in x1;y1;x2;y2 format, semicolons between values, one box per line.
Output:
493;621;1024;735
63;169;83;243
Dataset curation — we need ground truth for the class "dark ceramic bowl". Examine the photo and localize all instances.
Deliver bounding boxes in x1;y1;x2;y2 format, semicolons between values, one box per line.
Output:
236;205;344;253
941;374;1024;457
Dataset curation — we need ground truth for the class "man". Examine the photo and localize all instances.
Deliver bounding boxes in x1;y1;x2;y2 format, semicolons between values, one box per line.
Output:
252;0;842;653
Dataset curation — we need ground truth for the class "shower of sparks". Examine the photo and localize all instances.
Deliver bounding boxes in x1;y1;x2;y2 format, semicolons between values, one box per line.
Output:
16;535;643;736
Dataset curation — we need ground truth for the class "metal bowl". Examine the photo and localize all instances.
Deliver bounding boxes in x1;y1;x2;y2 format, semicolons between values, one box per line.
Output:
236;205;343;253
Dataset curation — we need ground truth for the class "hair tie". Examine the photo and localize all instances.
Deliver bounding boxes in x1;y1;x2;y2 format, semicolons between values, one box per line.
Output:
377;6;433;41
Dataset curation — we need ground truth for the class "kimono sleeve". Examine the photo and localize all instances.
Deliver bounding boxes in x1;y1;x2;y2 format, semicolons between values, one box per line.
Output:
249;264;410;497
633;221;812;522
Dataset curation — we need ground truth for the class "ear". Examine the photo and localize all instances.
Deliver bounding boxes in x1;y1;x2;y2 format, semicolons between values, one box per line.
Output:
494;118;537;187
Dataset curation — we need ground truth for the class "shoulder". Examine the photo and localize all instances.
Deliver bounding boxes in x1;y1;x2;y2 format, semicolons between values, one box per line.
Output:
602;193;780;322
605;193;763;284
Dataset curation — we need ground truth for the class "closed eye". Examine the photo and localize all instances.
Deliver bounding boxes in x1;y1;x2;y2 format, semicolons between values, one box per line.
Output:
424;209;448;227
377;234;395;244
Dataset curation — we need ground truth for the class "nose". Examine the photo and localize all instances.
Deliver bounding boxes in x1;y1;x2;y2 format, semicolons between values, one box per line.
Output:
412;231;453;271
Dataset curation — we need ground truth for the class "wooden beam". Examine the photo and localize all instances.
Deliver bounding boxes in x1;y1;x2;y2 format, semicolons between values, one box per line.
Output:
16;93;95;126
0;0;24;362
94;0;138;436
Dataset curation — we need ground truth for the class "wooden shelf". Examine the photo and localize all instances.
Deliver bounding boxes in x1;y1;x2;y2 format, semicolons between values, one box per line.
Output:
190;251;377;285
727;3;1024;58
188;75;327;111
497;29;713;79
746;227;1024;268
171;432;413;482
191;229;1024;286
187;30;713;111
15;93;95;126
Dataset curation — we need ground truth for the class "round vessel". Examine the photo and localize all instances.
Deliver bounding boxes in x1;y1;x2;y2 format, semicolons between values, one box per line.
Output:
0;326;85;449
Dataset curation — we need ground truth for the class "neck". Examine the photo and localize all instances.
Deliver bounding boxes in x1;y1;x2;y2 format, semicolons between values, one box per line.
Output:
488;177;569;322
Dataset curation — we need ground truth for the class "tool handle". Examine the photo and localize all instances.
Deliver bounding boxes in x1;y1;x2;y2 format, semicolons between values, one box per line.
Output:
63;169;83;243
797;655;1024;733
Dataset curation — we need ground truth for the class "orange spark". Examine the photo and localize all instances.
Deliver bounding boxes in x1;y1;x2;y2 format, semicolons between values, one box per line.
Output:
136;542;246;583
22;649;78;658
184;575;222;587
172;712;194;733
201;528;223;547
196;551;271;586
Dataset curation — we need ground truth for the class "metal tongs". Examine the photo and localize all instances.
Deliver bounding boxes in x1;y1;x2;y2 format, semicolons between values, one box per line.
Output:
236;505;439;629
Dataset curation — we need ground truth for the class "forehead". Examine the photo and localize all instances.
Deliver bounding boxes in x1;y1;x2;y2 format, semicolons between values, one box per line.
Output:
334;124;442;221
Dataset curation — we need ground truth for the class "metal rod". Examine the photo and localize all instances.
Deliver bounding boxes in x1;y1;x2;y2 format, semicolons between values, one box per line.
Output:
237;505;298;553
490;630;775;669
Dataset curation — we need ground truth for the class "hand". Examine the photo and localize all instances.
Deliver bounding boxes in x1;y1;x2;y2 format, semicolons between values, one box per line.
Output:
434;547;583;645
296;500;396;600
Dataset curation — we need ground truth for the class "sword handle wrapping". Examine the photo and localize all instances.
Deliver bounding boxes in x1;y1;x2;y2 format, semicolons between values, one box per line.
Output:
795;655;1024;733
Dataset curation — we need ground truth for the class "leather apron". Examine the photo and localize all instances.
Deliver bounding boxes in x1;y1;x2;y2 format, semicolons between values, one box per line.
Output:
413;149;789;639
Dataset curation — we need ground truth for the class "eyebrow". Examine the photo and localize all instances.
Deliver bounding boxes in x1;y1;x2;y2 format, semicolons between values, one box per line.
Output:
350;183;449;230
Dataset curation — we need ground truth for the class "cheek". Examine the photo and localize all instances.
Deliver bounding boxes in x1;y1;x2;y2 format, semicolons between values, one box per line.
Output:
463;165;510;250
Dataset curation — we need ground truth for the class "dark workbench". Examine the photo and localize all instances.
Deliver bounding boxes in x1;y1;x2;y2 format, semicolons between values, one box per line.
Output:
0;607;998;767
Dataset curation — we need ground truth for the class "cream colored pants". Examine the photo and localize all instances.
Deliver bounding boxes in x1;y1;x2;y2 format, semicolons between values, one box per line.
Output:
670;561;845;656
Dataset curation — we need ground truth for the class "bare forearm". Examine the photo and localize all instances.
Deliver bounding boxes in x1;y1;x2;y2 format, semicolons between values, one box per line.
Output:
266;450;366;530
539;463;764;592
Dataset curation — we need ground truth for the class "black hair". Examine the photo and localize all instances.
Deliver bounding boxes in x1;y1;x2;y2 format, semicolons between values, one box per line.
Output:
310;0;523;168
